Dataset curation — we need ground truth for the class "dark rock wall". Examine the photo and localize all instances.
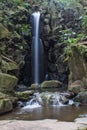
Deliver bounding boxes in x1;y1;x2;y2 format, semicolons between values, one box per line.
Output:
0;0;86;87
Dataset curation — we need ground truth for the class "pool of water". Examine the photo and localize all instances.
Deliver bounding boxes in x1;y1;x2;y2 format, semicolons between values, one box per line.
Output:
0;105;87;122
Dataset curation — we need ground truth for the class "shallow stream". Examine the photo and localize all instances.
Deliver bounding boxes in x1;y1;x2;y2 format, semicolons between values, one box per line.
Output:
0;105;87;122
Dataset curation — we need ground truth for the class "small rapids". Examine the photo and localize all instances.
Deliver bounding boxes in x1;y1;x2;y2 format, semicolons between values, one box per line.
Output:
22;102;41;109
0;92;87;121
21;92;74;110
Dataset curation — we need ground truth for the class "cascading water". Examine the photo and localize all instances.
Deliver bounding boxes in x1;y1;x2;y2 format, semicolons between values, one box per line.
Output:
22;92;74;110
22;93;42;110
31;12;44;84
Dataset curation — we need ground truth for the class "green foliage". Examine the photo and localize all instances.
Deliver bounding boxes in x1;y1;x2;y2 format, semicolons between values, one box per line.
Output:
41;2;48;9
60;29;77;45
77;45;87;57
12;0;21;3
20;24;31;36
0;0;22;4
57;0;82;9
65;46;72;60
68;38;78;45
11;0;23;4
65;44;87;62
67;33;87;45
77;33;87;41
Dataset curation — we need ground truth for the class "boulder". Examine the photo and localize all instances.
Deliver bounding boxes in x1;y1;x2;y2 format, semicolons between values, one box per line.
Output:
74;91;87;104
40;92;52;105
0;92;18;107
15;90;34;101
1;59;18;73
0;92;8;99
75;117;87;125
41;80;62;88
0;55;19;76
0;92;13;114
30;84;39;90
68;45;87;89
0;98;13;114
68;80;85;94
0;73;18;92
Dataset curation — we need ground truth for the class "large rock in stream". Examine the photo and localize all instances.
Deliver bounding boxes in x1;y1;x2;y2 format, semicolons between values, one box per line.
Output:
41;80;62;88
0;92;17;114
15;90;34;101
68;80;85;94
0;98;13;114
74;91;87;104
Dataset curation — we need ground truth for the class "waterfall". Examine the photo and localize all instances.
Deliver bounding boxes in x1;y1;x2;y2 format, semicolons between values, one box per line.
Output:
31;12;44;84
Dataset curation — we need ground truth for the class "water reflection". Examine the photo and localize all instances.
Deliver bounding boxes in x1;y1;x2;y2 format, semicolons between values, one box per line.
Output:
0;106;87;122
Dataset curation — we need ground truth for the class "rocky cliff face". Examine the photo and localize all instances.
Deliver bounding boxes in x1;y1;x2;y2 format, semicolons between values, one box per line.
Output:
68;44;87;93
0;0;87;82
40;0;83;87
0;0;85;87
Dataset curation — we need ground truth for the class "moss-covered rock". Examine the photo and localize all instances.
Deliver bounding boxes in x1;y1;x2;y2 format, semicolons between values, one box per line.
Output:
40;92;52;105
15;90;34;101
68;80;85;94
41;80;62;88
0;73;18;92
1;59;18;73
0;92;13;114
30;84;39;90
74;91;87;104
0;92;8;99
0;92;18;106
68;44;87;89
0;98;13;114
